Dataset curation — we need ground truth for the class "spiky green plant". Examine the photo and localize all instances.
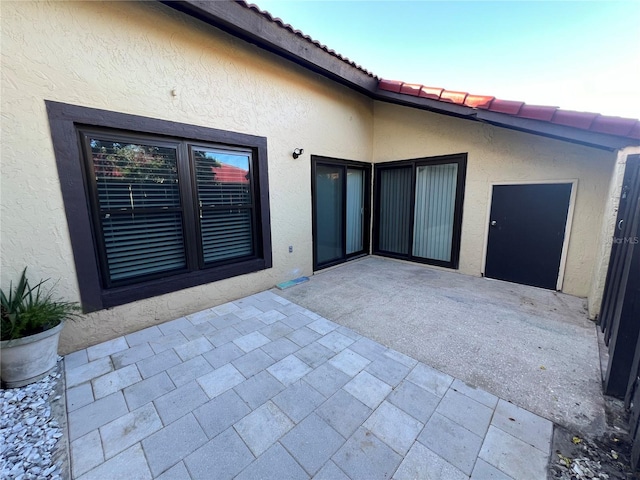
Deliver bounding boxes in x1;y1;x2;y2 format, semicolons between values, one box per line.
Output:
1;268;80;341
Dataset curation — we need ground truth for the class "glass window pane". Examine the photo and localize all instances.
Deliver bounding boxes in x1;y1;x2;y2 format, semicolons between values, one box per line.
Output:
316;165;343;265
200;209;254;263
346;168;364;254
378;167;412;255
194;149;252;206
412;163;458;261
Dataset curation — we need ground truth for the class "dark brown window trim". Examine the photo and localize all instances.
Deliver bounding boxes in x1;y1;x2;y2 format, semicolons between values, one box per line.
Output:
46;100;272;313
373;153;467;270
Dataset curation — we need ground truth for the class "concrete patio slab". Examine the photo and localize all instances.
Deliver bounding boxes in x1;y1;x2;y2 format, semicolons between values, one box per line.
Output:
65;289;555;479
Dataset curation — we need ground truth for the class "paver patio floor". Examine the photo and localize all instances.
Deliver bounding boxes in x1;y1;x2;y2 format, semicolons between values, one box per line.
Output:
65;290;552;479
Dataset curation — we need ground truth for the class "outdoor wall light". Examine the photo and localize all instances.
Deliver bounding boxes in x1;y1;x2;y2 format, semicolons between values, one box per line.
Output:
292;148;304;159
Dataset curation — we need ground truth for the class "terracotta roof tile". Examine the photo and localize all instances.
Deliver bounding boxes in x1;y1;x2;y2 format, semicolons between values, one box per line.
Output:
517;105;558;122
419;86;444;100
400;83;423;96
487;99;525;115
464;94;494;109
379;79;402;93
551;110;598;130
440;90;468;105
590;116;636;137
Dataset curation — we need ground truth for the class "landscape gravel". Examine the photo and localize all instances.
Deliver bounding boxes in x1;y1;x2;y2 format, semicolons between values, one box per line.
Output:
1;365;64;480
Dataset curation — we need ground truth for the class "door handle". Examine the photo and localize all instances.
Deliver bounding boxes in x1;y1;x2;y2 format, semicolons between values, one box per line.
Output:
490;220;497;227
618;220;624;231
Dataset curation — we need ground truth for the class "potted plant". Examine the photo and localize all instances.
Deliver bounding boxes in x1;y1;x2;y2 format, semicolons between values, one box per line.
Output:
1;268;80;387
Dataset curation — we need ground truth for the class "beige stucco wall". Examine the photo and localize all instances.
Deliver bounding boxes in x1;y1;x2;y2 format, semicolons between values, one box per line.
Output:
1;1;374;353
373;102;618;304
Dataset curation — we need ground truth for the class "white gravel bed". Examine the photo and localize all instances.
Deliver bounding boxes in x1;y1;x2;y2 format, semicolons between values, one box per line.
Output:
1;367;63;480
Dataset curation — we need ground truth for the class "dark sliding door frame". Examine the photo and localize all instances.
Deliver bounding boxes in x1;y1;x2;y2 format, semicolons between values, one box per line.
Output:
312;156;371;271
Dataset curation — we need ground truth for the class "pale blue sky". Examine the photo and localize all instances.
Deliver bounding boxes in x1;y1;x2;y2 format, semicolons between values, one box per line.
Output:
255;1;640;118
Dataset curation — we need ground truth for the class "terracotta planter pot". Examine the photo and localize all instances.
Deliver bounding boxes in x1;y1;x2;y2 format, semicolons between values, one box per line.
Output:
0;321;64;388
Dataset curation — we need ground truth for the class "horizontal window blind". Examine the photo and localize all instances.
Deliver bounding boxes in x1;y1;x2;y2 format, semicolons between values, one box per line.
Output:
200;209;254;263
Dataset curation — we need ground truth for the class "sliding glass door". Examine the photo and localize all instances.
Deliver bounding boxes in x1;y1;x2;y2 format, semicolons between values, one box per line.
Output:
374;154;466;269
313;157;370;270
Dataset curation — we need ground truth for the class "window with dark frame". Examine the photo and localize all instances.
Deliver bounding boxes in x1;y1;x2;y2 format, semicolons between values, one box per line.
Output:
47;101;272;313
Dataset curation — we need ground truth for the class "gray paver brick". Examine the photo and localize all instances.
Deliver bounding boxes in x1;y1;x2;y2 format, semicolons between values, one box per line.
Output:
234;401;294;456
234;331;271;352
418;412;483;475
336;325;363;341
125;325;163;347
235;443;309;480
66;357;113;388
193;389;251;439
149;331;188;354
388;380;441;423
202;342;244;368
303;363;351;398
281;312;313;329
166;355;213;387
267;354;313;386
186;308;217;325
328;349;370;377
154;381;208;425
64;349;88;371
349;337;388;362
471;458;515;480
492;399;553;453
393;441;467;480
100;403;162;459
316;389;372;439
70;430;103;478
479;426;548;480
363;401;423;455
205;326;242;347
155;462;190;480
313;461;349;480
87;337;128;361
436;388;493;437
66;383;94;412
383;348;418;369
124;372;175;411
234;370;284;409
92;364;141;399
234;305;263;320
68;392;128;440
272;380;324;423
112;343;154;369
286;326;321;347
255;309;286;325
157;317;191;335
295;342;335;368
317;330;355;353
143;413;208;477
307;318;338;335
77;443;151;480
173;337;214;361
197;364;245;399
343;371;392;409
235;318;266;335
213;301;240;315
209;312;243;329
261;337;300;361
259;321;295;340
406;362;453;398
281;413;344;475
332;426;402;480
180;321;217;341
276;303;306;316
184;428;254;479
136;349;182;379
451;378;499;409
365;356;411;387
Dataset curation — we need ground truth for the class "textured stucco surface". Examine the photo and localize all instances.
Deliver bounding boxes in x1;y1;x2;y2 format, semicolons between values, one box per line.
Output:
372;102;617;301
0;1;373;353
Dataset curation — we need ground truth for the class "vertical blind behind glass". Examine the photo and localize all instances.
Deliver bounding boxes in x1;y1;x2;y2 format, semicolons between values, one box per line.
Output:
346;169;365;254
378;167;412;255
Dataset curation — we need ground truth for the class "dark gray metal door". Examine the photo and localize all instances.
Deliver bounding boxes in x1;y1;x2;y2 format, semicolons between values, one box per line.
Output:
485;183;572;290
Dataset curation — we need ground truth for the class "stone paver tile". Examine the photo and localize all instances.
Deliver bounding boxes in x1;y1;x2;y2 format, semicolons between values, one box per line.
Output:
156;462;190;480
436;388;494;437
406;362;453;398
125;325;163;347
332;426;402;480
234;370;284;409
344;371;392;409
66;357;113;388
124;372;176;411
307;318;338;335
451;378;499;409
186;308;217;325
149;331;188;354
276;303;306;316
383;348;418;369
418;412;483;475
180;321;218;341
387;380;441;423
66;383;94;412
193;389;250;439
157;317;191;335
213;301;240;315
349;337;388;362
479;426;548;480
209;313;243;329
328;349;371;377
492;399;553;453
363;401;423;455
154;381;208;425
234;331;271;352
205;326;242;347
100;403;162;459
281;413;344;475
313;461;349;480
235;318;266;335
234;305;263;320
234;401;294;457
92;364;141;399
70;430;103;478
197;364;245;399
65;349;88;371
136;349;181;379
267;291;290;305
317;330;355;353
365;356;411;387
295;342;335;368
299;309;321;320
471;458;515;480
267;354;313;386
303;363;351;399
112;343;154;369
68;392;128;440
87;337;128;361
173;337;214;361
166;355;213;387
78;444;151;480
272;380;324;423
260;321;295;340
235;443;309;480
261;337;300;361
185;427;253;479
287;326;321;347
143;413;208;477
392;442;467;480
316;389;372;439
336;325;363;341
281;312;314;329
202;342;244;368
256;309;286;325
